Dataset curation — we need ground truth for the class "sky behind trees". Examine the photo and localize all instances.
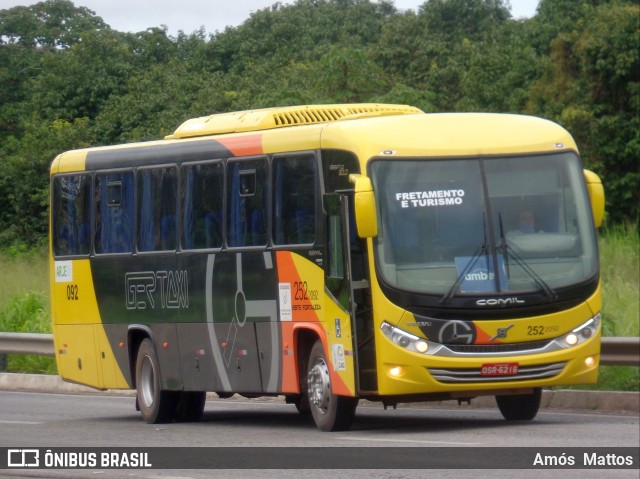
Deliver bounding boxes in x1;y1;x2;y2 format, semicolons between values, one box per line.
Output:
1;0;540;36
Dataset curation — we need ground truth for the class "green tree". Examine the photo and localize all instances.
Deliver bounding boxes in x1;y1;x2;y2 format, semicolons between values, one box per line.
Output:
26;29;135;122
527;1;639;223
0;118;93;246
419;0;510;41
457;20;539;112
374;0;513;111
0;0;106;48
207;0;395;75
0;0;107;137
93;60;210;144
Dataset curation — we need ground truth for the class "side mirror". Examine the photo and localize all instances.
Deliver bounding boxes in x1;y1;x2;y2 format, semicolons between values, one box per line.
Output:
349;174;378;238
583;169;605;228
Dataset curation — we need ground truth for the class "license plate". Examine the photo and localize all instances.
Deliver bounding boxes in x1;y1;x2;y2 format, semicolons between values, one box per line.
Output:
481;362;519;376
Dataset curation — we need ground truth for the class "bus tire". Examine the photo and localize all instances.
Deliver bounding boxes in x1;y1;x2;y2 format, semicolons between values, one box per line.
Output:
175;391;206;422
293;348;311;416
307;340;358;431
135;338;177;424
293;394;311;416
496;388;542;421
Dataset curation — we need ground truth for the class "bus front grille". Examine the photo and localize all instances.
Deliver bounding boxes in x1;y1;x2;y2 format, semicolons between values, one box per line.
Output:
445;340;552;354
428;362;566;383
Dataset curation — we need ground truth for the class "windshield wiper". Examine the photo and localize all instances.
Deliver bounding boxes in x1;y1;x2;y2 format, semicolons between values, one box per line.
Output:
497;213;557;300
440;214;488;304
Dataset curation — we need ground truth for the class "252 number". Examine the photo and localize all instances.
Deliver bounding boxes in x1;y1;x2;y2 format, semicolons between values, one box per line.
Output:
527;324;560;336
294;281;318;301
527;325;544;336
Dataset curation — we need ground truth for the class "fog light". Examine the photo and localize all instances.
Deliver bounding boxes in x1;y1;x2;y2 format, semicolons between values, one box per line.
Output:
389;366;403;377
566;334;578;346
415;340;429;353
585;356;595;367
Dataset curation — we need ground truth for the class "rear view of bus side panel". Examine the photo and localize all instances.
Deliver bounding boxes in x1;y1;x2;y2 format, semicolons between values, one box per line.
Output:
50;168;129;390
51;257;129;390
87;251;284;395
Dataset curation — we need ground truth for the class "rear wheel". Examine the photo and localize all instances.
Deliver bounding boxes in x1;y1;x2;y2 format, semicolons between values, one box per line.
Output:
175;391;206;422
496;388;542;421
135;338;177;423
307;340;358;431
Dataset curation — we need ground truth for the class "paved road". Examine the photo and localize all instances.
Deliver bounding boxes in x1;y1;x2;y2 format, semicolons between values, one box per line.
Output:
0;391;638;479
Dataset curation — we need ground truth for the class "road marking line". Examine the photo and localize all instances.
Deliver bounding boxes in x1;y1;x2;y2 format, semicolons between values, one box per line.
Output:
0;420;43;425
339;436;482;446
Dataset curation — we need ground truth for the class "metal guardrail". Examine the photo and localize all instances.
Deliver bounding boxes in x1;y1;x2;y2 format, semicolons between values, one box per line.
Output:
600;336;640;366
0;332;54;357
0;332;637;366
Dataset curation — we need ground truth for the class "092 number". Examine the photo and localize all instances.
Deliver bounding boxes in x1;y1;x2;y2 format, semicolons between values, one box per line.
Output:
66;284;79;301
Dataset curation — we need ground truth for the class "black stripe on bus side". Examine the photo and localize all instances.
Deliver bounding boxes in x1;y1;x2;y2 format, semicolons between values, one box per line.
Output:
85;139;232;170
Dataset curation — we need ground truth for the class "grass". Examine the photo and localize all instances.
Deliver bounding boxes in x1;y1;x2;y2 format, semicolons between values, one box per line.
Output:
0;251;49;311
0;289;56;374
0;224;638;388
599;223;639;337
571;222;639;391
0;252;56;374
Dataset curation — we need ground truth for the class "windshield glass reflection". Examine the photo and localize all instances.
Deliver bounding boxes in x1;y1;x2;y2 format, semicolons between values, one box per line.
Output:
370;153;598;296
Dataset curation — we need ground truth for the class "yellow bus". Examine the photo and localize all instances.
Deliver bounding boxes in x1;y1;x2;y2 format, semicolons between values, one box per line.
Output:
49;104;605;431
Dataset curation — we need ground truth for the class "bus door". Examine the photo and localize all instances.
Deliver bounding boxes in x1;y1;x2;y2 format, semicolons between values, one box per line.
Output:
323;193;360;397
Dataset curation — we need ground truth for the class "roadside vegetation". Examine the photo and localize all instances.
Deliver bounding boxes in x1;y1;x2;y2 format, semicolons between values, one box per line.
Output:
579;223;639;392
0;251;55;374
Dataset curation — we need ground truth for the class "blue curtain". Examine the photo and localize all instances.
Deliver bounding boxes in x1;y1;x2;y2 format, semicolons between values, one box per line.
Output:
183;168;195;249
228;164;243;246
274;161;284;244
138;172;154;251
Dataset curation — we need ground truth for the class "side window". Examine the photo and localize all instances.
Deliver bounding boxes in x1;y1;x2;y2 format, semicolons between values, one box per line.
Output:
321;149;360;193
52;174;91;256
328;215;345;280
324;195;348;310
182;162;224;249
273;155;316;245
137;167;178;252
95;171;134;254
227;158;268;247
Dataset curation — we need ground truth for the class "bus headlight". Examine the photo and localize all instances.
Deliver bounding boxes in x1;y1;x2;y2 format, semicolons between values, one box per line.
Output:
380;321;437;355
562;313;601;348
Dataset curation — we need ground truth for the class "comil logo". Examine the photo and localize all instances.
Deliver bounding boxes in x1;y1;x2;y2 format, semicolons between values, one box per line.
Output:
8;449;39;467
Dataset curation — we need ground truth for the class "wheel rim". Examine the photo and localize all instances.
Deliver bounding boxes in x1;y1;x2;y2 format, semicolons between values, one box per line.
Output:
140;355;155;408
308;357;331;415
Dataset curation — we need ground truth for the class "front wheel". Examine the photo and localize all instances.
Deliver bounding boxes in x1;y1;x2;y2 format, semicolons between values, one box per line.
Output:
135;338;178;423
307;340;358;431
496;388;542;421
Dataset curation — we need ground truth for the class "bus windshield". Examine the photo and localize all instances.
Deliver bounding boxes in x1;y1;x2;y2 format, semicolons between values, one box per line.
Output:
370;153;598;296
